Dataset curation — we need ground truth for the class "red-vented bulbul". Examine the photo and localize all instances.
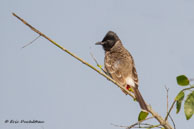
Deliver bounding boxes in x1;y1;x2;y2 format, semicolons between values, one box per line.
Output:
95;31;148;111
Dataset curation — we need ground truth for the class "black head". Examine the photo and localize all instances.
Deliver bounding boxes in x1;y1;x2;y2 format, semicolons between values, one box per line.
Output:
95;31;120;51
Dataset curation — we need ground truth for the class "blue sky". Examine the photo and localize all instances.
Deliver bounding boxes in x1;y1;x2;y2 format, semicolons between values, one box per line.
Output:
1;0;194;129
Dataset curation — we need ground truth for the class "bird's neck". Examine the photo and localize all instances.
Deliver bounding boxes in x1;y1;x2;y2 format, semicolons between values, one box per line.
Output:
109;42;125;54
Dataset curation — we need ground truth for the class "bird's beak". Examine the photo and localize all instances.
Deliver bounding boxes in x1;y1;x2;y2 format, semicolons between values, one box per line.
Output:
95;41;104;45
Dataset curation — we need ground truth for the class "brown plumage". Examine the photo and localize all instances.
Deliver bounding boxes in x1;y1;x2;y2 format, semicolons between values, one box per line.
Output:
96;31;148;111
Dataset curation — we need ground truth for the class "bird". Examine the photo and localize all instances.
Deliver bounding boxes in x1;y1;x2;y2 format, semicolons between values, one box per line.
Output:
95;31;148;111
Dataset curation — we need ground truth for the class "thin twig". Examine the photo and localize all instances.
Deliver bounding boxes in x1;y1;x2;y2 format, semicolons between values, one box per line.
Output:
169;115;176;129
164;100;176;121
90;52;107;74
144;124;162;129
165;86;169;116
111;122;161;129
130;123;162;129
111;123;128;128
22;35;41;48
182;86;194;92
143;124;162;129
126;117;154;129
165;87;176;129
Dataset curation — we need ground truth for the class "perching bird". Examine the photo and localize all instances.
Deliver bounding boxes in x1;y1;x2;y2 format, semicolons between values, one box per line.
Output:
95;31;148;111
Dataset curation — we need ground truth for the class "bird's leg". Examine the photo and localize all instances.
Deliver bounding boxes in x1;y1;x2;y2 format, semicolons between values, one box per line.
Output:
125;85;137;101
126;85;134;92
121;85;135;96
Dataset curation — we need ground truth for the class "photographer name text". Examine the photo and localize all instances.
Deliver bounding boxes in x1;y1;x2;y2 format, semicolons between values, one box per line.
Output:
4;120;44;124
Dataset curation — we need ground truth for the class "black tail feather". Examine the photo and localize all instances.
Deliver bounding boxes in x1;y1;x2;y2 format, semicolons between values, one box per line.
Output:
133;87;148;111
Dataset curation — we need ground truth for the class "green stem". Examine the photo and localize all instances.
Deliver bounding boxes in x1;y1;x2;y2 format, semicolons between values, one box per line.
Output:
165;86;194;121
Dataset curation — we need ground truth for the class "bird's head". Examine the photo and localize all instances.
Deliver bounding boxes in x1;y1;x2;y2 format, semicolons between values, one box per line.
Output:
95;31;120;51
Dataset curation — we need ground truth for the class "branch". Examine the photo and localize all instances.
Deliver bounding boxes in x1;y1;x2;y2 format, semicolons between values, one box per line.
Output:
12;12;134;98
22;35;41;48
165;86;169;115
90;52;107;74
127;117;154;129
164;86;176;129
182;86;194;91
164;101;176;121
169;115;176;129
147;106;173;129
111;122;162;129
12;13;173;129
164;86;194;121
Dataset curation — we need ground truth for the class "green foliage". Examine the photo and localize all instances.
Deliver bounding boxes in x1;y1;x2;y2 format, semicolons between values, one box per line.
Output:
175;75;194;120
176;91;185;113
138;111;148;121
184;91;194;120
176;75;190;86
175;91;185;101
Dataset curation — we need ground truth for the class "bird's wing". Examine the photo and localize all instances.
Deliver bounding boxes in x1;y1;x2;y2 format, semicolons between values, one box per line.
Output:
105;51;139;88
126;52;139;87
132;66;139;87
105;54;126;86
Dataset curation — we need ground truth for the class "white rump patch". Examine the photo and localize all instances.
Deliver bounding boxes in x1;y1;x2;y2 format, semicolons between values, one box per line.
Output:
126;77;135;87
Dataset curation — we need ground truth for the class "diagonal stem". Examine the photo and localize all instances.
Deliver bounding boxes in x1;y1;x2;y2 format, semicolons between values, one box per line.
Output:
12;12;134;98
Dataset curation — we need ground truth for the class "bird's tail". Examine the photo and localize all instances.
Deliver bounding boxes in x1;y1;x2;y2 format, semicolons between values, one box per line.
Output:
133;87;148;112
